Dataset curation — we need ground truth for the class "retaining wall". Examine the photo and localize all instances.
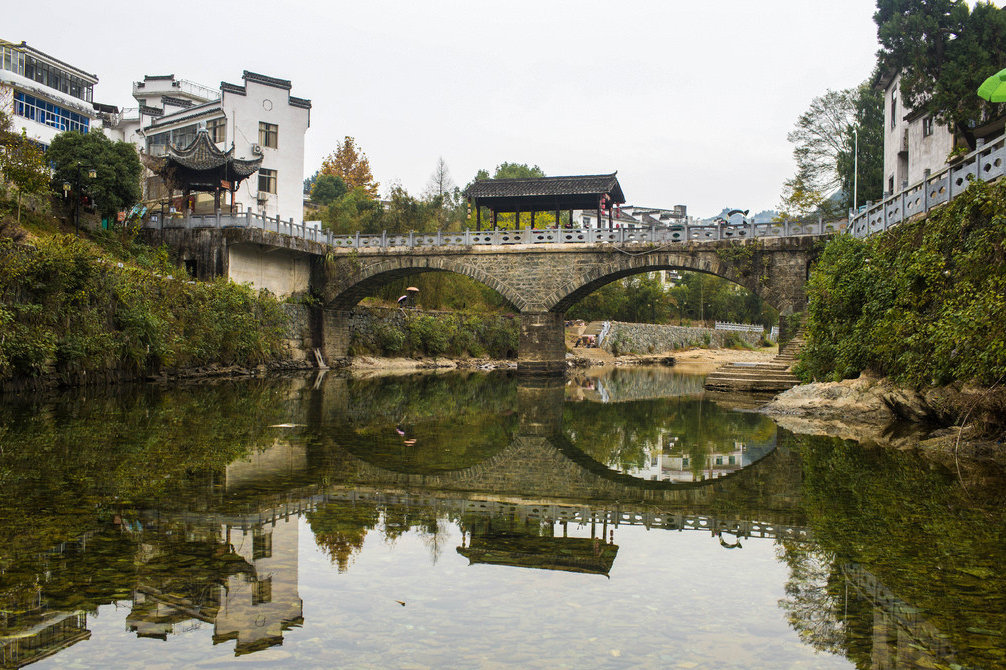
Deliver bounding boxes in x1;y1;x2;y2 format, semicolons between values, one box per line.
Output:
602;322;763;355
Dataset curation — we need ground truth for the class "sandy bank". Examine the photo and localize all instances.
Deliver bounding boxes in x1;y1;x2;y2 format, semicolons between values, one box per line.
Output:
346;346;777;377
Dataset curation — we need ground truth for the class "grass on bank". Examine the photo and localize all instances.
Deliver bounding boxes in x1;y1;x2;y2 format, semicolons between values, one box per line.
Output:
0;207;287;389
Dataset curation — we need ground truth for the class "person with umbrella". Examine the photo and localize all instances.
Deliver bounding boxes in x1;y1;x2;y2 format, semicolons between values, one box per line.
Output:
398;286;420;309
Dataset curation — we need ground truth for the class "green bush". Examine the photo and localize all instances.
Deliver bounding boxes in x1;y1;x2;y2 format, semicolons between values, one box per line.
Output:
721;332;749;349
0;233;287;387
796;180;1006;387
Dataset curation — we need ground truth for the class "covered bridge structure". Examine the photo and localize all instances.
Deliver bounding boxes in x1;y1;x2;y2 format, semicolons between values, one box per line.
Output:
464;173;626;230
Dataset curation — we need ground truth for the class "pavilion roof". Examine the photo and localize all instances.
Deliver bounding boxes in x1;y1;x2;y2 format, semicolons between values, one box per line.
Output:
463;173;625;212
142;129;262;192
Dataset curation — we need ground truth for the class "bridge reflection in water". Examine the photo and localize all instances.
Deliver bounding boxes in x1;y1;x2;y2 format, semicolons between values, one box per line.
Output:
0;371;990;669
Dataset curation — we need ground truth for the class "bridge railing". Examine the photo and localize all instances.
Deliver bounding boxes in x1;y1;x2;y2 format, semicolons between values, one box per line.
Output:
143;210;844;249
849;131;1006;238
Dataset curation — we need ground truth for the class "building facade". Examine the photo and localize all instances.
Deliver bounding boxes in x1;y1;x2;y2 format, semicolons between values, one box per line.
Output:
114;71;311;224
574;204;693;229
879;71;956;197
0;39;107;148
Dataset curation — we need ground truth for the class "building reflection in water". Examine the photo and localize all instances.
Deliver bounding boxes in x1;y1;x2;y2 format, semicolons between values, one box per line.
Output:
0;371;989;669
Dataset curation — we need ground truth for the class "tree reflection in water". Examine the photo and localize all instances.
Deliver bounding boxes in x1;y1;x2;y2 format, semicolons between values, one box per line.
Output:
0;371;1003;668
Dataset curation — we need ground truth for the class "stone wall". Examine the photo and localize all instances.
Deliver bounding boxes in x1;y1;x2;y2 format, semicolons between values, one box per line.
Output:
601;322;764;355
280;303;313;362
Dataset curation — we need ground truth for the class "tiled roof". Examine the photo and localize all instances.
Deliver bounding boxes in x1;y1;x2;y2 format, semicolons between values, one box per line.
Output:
146;129;262;178
465;173;623;201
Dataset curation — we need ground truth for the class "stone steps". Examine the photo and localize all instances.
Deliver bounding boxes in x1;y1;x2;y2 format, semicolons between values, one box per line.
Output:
704;331;806;393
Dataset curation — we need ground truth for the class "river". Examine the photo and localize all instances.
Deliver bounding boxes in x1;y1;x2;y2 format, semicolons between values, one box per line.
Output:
0;368;1003;669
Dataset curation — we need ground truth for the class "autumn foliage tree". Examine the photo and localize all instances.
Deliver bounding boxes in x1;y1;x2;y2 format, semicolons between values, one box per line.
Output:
320;136;379;198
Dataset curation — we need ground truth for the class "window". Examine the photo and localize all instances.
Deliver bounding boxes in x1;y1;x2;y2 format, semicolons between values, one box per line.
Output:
258;168;277;194
252;577;273;605
1;49;93;101
253;531;273;560
170;124;197;149
922;116;934;138
259;122;278;148
13;92;89;133
207;117;226;143
890;89;897;129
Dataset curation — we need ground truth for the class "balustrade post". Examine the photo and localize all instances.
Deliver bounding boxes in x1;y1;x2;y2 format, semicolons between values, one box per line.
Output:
899;192;906;226
438;229;443;246
382;230;387;248
355;231;360;248
923;178;930;214
408;231;414;248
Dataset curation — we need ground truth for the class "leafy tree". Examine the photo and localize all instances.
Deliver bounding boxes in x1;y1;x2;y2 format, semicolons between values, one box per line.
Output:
836;83;884;210
383;184;438;234
303;170;318;195
320;136;379;198
781;81;884;218
320;187;383;234
489;162;544;180
778;172;828;221
875;0;1006;148
311;173;348;205
0;126;49;225
47;131;142;220
787;88;857;200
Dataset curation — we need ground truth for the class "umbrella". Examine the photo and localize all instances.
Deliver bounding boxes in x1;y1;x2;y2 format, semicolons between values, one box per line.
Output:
977;67;1006;102
406;286;420;291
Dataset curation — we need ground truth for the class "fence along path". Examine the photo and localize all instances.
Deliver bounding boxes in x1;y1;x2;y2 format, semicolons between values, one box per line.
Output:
849;131;1006;238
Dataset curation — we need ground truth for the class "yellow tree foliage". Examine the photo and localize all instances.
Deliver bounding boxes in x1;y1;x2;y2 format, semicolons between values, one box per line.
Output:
320;136;379;199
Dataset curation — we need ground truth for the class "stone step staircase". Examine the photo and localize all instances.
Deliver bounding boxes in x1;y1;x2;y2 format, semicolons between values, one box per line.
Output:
703;332;806;393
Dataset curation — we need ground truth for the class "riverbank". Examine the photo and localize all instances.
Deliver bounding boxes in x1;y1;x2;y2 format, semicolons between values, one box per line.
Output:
346;345;777;377
760;373;1006;460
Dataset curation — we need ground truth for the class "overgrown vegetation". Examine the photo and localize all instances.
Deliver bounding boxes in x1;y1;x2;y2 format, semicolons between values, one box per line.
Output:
350;311;518;359
0;230;288;389
796;180;1006;388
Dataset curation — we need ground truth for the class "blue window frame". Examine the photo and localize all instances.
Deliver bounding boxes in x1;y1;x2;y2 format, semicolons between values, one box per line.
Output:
13;92;90;133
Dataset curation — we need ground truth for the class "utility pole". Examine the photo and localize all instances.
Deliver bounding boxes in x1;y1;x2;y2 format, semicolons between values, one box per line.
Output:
853;127;859;212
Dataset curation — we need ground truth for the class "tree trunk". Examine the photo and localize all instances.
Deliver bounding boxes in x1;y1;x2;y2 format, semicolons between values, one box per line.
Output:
955;121;976;151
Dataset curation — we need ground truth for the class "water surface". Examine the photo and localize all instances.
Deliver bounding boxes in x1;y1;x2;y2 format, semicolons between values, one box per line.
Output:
0;368;1003;669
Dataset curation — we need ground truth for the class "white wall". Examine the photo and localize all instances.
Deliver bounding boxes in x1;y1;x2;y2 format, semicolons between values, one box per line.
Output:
883;72;956;193
227;244;311;297
222;78;310;224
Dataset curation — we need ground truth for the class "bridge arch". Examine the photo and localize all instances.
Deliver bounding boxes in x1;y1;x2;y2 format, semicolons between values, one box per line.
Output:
548;253;763;315
324;257;524;312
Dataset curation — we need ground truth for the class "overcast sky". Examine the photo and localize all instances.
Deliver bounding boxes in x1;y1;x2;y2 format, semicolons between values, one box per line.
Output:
7;1;880;217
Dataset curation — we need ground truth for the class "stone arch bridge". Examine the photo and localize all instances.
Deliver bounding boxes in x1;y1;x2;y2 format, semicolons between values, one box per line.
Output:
316;237;818;371
142;226;820;372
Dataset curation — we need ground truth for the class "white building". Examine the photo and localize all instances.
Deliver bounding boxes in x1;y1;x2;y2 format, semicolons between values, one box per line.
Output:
114;71;311;224
878;71;957;198
574;203;694;229
0;39;110;148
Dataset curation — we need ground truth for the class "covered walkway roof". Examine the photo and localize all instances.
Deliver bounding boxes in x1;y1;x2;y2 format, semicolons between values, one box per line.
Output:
463;173;626;230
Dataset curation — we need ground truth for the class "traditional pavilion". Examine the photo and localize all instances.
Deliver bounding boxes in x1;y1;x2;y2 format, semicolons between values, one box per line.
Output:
141;128;263;213
463;173;626;230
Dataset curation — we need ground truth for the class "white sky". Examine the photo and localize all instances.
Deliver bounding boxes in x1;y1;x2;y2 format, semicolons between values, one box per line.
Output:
6;0;879;217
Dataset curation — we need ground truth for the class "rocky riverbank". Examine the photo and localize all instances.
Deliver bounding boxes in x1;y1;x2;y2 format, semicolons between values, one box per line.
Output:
760;373;1006;461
